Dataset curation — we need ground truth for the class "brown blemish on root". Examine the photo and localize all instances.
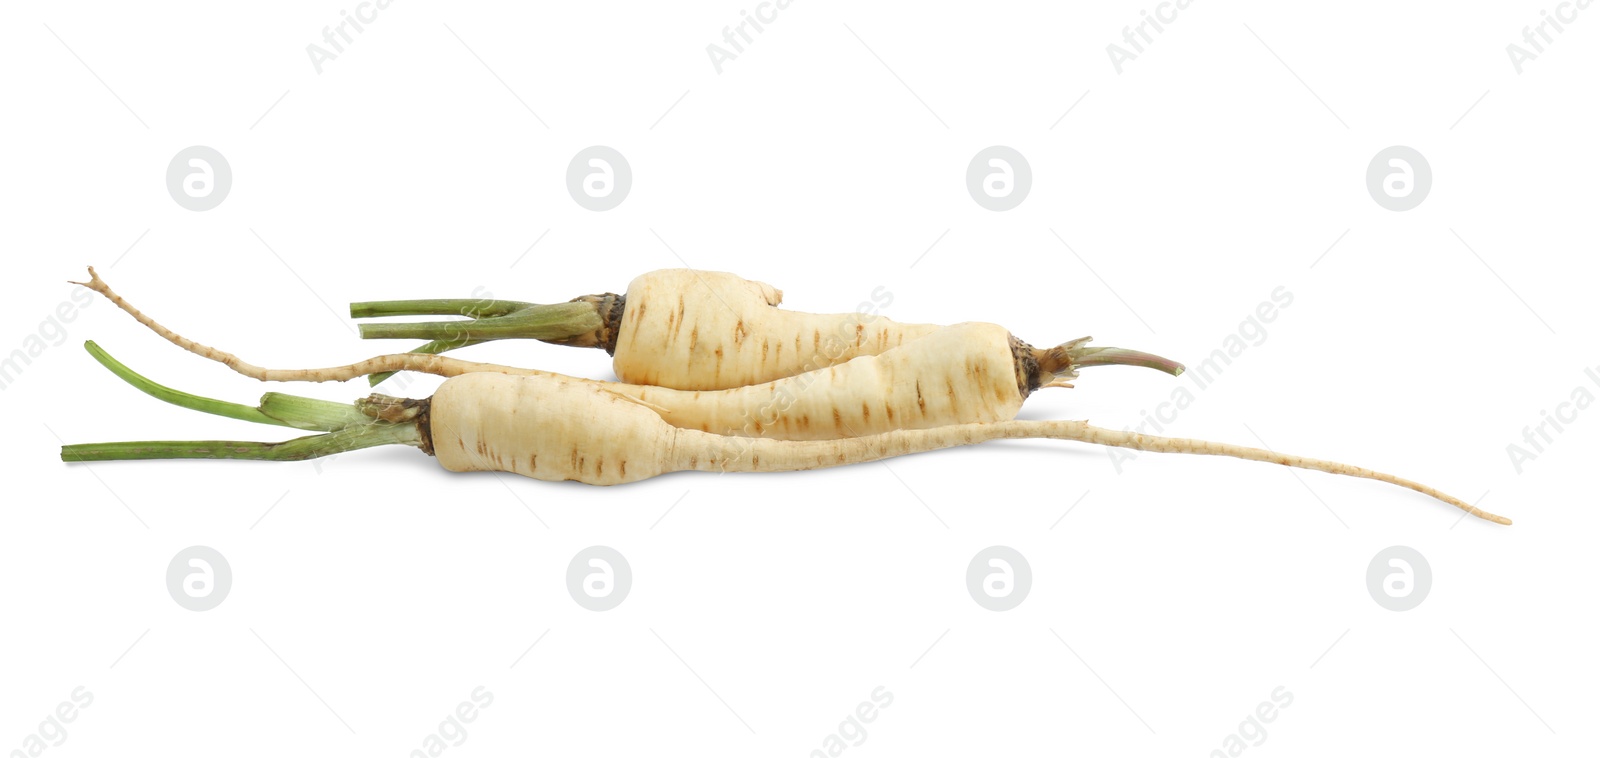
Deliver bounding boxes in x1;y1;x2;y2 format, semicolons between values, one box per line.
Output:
915;381;926;415
1010;334;1042;399
416;399;435;456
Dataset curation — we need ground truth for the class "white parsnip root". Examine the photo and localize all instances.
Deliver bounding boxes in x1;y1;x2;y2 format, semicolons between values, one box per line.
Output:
68;268;1512;525
75;269;1150;440
432;372;1510;524
609;269;946;389
354;268;1187;392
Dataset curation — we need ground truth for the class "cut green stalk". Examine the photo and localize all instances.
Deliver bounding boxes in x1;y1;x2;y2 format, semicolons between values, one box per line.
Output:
61;341;423;463
349;298;536;319
355;302;601;342
259;392;373;431
62;423;420;462
357;301;607;387
1067;345;1187;377
85;340;370;431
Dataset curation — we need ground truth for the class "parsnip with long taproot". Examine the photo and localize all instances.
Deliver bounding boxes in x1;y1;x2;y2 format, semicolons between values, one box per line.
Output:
59;345;1511;525
75;268;1183;440
352;269;1185;391
60;270;1512;525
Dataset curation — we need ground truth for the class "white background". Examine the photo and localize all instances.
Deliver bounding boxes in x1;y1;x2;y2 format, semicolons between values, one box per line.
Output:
2;1;1596;756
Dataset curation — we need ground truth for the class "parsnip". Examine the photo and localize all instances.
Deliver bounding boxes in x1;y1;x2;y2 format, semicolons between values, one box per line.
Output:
606;321;1027;440
63;268;1512;525
433;373;1510;527
610;269;941;389
352;269;1182;391
77;269;1178;440
60;355;1513;526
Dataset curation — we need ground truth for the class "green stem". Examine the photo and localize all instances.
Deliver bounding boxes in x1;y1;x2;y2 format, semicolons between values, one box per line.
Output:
357;302;604;387
356;302;600;342
61;423;421;462
349;298;536;319
85;340;286;427
84;341;370;431
259;392;373;431
64;342;426;463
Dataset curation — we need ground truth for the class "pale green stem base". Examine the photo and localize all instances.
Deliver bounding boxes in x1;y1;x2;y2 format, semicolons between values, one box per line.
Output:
61;341;422;463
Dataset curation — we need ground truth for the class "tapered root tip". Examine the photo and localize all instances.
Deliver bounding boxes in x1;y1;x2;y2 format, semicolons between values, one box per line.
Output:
68;266;102;289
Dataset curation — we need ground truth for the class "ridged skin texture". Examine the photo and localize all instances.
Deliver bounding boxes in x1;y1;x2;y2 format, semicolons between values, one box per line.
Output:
611;269;943;390
423;373;1511;526
432;372;675;484
607;321;1024;440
